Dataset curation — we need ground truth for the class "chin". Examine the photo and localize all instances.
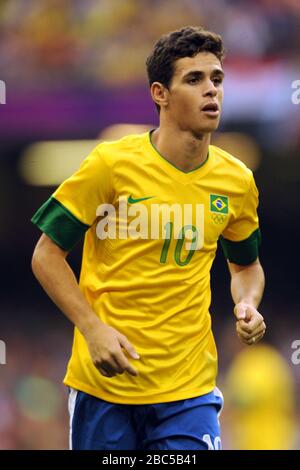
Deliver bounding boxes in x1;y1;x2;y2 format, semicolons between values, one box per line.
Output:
193;123;219;137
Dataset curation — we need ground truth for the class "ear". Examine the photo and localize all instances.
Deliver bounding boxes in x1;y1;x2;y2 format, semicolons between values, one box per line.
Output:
150;82;169;110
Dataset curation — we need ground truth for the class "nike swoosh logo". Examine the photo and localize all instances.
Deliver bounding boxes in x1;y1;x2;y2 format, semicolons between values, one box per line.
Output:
128;195;154;204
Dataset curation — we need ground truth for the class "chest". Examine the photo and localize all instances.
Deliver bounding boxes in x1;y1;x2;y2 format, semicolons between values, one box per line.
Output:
108;169;240;246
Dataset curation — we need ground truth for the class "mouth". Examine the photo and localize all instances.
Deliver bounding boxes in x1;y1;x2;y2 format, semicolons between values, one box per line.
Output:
201;102;220;118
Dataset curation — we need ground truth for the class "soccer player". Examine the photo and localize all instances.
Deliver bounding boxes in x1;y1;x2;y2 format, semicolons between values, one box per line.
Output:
31;26;266;450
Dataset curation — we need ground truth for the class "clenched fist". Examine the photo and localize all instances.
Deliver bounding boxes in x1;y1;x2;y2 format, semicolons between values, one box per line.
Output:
234;302;266;345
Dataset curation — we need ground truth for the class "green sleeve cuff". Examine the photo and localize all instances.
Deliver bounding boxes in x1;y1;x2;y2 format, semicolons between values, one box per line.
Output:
220;228;261;265
31;197;90;251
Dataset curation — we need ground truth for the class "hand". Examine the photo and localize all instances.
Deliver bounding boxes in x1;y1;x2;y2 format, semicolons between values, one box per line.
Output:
234;302;266;346
84;321;140;378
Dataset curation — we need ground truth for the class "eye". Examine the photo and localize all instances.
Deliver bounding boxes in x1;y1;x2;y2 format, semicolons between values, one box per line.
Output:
212;77;223;85
187;77;199;84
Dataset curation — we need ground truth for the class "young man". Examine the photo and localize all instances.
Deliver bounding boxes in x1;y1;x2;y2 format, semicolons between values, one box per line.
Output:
31;26;266;450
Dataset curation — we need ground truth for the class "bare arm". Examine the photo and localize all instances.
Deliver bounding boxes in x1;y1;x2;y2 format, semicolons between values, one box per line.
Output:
227;258;266;345
31;233;140;377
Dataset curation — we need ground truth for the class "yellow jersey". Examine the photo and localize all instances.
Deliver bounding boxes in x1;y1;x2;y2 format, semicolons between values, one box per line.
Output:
32;131;261;404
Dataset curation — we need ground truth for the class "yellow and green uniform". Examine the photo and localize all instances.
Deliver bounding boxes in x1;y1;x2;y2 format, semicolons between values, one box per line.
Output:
32;131;261;405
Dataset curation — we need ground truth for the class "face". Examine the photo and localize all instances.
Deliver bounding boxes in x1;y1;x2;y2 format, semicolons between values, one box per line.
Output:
160;52;224;136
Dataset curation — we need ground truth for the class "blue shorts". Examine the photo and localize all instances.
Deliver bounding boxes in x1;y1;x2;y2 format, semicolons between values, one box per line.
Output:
68;387;223;450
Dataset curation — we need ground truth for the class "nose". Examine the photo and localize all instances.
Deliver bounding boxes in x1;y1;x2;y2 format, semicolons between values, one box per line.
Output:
203;79;218;98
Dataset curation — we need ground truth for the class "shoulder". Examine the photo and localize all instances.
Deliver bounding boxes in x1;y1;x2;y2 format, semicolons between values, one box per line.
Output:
93;132;148;167
210;144;253;186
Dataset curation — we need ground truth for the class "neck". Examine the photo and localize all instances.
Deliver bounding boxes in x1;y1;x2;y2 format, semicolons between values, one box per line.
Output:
151;123;211;172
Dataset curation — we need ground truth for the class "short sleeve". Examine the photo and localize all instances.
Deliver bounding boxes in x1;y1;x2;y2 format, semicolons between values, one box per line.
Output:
31;145;114;251
220;173;261;265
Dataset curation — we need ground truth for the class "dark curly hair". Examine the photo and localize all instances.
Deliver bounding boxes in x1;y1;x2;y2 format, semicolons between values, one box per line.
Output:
146;26;225;112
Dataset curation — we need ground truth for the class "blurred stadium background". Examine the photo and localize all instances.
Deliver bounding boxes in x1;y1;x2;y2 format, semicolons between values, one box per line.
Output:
0;0;300;449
